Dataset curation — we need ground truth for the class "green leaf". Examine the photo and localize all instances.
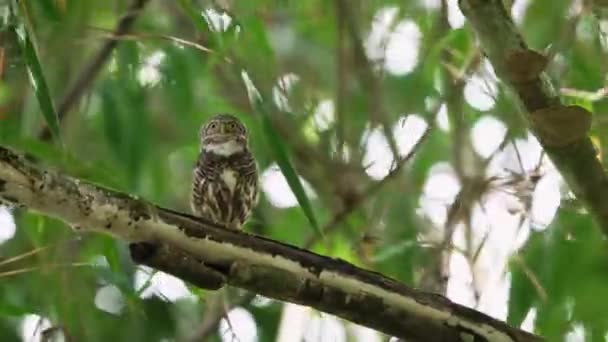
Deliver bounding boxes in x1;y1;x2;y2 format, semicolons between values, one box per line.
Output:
254;100;322;238
9;2;61;143
176;0;214;36
33;0;62;21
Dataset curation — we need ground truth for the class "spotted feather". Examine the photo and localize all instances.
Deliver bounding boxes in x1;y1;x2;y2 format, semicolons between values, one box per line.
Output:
191;115;259;229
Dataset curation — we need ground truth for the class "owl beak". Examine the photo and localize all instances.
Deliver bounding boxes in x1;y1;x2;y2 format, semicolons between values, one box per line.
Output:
236;134;247;143
202;133;247;145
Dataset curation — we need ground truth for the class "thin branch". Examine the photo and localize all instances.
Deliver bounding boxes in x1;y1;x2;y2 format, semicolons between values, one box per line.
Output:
38;0;151;140
0;145;541;342
0;262;93;278
303;109;437;249
335;0;401;161
188;292;257;342
0;243;52;267
83;27;233;63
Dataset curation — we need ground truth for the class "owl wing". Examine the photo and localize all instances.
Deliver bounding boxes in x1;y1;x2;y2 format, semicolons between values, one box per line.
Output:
191;153;215;216
231;152;260;226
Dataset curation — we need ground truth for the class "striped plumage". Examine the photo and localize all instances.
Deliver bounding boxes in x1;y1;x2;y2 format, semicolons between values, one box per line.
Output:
191;114;259;229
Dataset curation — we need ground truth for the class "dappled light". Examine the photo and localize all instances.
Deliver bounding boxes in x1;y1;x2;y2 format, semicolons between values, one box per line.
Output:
261;163;316;208
471;116;507;158
1;0;607;340
464;61;499;111
94;284;126;315
366;7;421;75
20;314;52;342
134;266;196;302
219;307;258;342
0;206;16;245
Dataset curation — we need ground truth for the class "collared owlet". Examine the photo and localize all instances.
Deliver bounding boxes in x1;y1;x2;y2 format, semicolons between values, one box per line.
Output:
191;114;259;229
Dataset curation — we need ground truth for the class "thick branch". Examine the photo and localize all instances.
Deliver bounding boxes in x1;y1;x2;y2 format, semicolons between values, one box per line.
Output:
459;0;608;233
0;146;541;342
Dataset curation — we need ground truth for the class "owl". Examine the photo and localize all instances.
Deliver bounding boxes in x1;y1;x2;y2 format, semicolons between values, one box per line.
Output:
191;114;259;230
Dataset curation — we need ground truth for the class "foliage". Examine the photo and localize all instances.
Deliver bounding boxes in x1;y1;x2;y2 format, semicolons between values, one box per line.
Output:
0;0;607;340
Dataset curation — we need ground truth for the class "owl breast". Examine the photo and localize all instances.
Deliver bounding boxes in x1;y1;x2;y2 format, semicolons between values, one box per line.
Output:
221;169;238;193
191;150;259;230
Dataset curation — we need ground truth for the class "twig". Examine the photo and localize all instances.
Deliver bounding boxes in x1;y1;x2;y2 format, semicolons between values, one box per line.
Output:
335;0;401;162
188;292;256;342
0;262;93;278
83;27;233;64
0;237;78;268
334;0;347;154
303;107;438;249
38;0;151;140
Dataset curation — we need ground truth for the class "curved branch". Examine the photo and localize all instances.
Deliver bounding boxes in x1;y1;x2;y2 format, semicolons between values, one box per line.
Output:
0;146;541;342
459;0;608;233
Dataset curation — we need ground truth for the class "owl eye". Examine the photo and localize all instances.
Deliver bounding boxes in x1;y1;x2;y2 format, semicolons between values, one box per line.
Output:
229;123;237;130
209;123;217;130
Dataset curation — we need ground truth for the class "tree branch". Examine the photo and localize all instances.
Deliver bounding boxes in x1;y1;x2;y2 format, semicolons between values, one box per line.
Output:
459;0;608;233
0;145;541;341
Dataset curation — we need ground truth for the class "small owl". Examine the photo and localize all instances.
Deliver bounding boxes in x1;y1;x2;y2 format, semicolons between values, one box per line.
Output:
191;114;259;230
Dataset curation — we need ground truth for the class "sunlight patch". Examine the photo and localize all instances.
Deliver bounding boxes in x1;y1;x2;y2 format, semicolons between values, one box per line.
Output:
565;323;585;342
272;73;300;112
394;114;428;156
261;163;316;208
464;61;498;111
419;162;461;225
219;307;257;342
304;312;346;342
436;104;449;132
421;0;441;10
447;0;466;28
384;20;421;75
446;252;475;307
95;284;125;315
511;0;531;25
348;323;381;342
471;116;507;158
313;99;335;131
137;51;165;87
365;7;421;75
202;8;232;32
0;206;16;245
531;171;561;230
362;115;428;179
134;266;195;302
20;314;52;342
361;126;393;179
276;303;308;341
520;308;537;333
241;70;262;103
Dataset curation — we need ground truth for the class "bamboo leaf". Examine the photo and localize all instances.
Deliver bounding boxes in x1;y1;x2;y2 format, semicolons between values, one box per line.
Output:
254;99;322;238
9;2;61;142
176;0;212;36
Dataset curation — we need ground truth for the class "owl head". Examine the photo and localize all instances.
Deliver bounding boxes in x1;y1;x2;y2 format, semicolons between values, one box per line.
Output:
200;114;249;156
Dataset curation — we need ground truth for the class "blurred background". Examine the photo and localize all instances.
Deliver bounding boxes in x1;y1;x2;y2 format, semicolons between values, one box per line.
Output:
1;0;608;341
